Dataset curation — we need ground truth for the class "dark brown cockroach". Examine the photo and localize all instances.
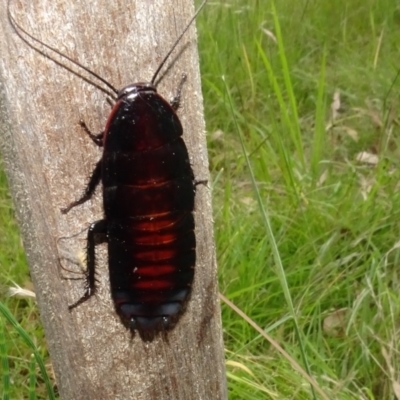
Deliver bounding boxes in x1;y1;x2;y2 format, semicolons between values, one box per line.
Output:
8;0;207;341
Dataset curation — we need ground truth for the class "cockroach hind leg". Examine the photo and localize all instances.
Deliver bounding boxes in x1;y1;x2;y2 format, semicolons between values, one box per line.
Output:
170;73;187;110
68;220;105;311
68;285;96;311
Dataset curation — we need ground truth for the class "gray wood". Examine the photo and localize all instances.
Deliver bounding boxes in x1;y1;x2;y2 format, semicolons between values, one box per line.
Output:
0;0;226;399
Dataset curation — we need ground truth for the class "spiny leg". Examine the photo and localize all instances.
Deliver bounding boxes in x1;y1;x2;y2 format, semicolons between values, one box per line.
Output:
170;73;187;110
61;159;102;214
69;219;107;310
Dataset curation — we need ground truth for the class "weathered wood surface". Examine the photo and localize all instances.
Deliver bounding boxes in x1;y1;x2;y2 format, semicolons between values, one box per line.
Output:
0;0;226;399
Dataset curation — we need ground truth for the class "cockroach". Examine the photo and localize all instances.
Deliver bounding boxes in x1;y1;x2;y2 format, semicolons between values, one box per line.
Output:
8;0;207;341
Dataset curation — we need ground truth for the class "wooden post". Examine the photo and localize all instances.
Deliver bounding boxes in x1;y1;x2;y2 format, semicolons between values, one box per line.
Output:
0;0;226;399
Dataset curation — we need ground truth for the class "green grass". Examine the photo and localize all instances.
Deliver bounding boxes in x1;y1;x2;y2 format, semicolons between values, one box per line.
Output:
2;0;400;398
0;166;54;399
200;0;400;398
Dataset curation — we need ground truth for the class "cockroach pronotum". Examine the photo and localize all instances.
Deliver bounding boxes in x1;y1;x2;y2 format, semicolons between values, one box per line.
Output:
8;0;207;341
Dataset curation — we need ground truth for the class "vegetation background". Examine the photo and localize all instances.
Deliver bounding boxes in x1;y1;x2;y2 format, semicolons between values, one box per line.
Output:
2;0;400;398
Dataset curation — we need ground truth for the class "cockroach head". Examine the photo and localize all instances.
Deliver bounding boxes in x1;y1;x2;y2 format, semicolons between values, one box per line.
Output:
117;82;156;100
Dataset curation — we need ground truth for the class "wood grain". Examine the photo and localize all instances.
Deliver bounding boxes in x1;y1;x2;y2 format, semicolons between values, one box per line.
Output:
0;0;227;399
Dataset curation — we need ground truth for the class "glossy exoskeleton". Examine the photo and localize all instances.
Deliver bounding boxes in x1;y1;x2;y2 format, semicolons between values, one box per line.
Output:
63;81;196;340
8;0;207;340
